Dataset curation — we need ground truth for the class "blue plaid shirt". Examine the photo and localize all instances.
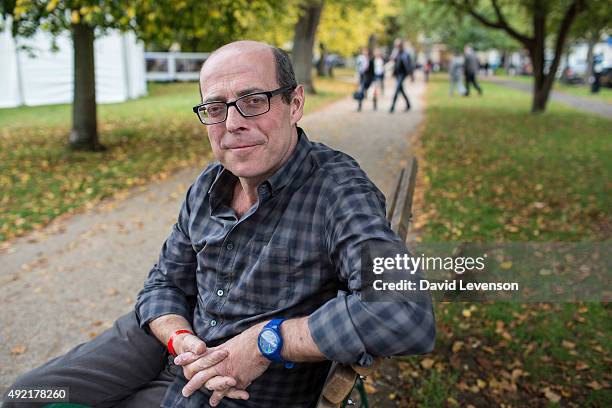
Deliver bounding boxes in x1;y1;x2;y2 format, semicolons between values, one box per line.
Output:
136;128;435;407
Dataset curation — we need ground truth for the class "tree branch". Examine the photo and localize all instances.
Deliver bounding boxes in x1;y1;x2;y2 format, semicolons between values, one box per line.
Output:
448;0;533;48
490;0;532;45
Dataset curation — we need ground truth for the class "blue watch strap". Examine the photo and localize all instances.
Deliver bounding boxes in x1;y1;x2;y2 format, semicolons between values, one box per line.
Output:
260;318;294;368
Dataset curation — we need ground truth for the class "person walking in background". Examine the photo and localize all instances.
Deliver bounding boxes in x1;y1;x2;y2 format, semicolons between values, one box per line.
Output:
424;59;432;82
372;47;386;109
389;38;412;113
591;53;603;94
463;45;483;96
355;47;375;111
449;52;465;96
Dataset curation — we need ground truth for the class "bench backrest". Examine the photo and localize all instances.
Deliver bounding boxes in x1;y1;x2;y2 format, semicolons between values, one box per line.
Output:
316;158;419;407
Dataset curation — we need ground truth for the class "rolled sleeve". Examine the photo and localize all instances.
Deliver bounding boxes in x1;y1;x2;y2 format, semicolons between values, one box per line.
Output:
309;291;435;366
309;179;436;365
136;187;198;329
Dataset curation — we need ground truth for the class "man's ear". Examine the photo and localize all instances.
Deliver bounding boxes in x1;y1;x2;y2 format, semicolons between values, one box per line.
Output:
290;84;305;126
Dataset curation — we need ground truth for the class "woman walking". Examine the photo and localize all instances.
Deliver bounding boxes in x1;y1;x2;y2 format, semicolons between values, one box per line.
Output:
372;48;386;108
356;47;375;111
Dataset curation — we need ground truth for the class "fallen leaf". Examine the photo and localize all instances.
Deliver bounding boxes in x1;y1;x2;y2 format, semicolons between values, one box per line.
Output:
575;362;589;370
11;345;27;355
543;387;561;403
420;358;435;369
561;340;575;349
475;356;493;370
452;341;464;353
511;369;524;379
586;381;602;390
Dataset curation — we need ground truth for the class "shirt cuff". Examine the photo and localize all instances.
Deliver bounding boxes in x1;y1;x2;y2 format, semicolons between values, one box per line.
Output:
307;294;373;367
136;289;191;330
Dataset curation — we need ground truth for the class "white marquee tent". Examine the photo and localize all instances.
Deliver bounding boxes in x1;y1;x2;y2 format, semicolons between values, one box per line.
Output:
0;20;147;109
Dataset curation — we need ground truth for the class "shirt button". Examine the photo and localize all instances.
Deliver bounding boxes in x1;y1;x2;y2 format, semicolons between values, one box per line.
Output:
210;320;217;327
226;242;234;250
217;289;224;297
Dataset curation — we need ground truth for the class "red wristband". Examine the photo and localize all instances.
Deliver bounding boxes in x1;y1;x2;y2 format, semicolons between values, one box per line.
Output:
167;329;193;356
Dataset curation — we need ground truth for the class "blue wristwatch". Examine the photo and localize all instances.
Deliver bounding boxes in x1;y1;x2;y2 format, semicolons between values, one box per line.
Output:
257;318;294;369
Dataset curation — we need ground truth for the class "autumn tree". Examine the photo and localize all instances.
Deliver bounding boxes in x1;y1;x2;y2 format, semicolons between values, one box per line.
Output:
2;0;145;150
292;0;376;93
445;0;590;113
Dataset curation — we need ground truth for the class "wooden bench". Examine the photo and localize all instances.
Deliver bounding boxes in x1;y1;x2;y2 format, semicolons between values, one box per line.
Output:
316;157;419;408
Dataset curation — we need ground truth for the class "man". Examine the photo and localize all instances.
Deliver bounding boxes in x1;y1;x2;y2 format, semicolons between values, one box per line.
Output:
463;45;483;96
389;38;413;113
4;41;435;408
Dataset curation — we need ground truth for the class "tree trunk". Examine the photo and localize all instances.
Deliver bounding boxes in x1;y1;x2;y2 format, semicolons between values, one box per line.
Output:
70;23;103;151
292;1;324;94
316;42;326;77
530;3;548;113
585;31;597;79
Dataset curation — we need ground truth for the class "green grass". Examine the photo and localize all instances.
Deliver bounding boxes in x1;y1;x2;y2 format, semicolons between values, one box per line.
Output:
494;74;612;104
0;78;353;242
392;76;611;407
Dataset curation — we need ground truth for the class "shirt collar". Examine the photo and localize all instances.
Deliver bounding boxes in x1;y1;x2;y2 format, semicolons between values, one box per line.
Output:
267;127;312;195
208;127;313;208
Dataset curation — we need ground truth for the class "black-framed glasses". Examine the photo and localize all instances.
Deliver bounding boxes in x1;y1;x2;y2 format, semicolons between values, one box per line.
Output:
192;85;296;125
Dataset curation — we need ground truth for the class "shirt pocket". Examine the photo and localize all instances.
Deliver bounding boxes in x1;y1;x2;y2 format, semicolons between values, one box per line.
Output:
230;244;293;312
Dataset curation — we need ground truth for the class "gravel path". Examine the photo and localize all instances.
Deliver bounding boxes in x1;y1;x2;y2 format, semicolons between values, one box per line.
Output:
488;77;612;118
0;76;425;394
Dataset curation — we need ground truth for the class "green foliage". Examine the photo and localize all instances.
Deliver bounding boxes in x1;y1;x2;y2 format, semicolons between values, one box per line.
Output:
7;0;139;37
397;0;522;52
1;0;288;51
569;0;611;40
135;0;288;52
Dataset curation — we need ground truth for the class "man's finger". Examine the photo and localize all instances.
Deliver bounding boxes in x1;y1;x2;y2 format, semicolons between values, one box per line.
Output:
174;351;200;366
179;334;207;355
181;349;228;380
205;376;236;391
209;389;227;407
226;388;249;400
209;387;250;406
182;367;220;397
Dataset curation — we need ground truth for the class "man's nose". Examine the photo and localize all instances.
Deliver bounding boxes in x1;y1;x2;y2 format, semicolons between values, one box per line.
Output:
225;105;248;132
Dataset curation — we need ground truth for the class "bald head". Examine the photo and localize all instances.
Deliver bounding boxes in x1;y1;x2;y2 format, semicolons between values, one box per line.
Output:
199;41;296;104
206;40;273;65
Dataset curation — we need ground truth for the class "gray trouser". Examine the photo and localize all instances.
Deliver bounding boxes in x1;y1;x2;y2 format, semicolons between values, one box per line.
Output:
2;311;171;408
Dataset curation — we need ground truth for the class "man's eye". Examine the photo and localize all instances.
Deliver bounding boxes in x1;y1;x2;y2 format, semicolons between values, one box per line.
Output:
206;105;225;116
244;96;266;105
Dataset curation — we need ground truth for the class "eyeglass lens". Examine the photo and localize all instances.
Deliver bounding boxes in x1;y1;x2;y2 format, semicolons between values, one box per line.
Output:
198;93;270;124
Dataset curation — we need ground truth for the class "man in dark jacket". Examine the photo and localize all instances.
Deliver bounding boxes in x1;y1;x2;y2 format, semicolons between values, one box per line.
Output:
463;45;483;96
389;38;413;113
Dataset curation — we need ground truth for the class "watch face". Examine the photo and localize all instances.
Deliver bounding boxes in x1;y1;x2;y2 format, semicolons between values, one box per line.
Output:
259;329;280;355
